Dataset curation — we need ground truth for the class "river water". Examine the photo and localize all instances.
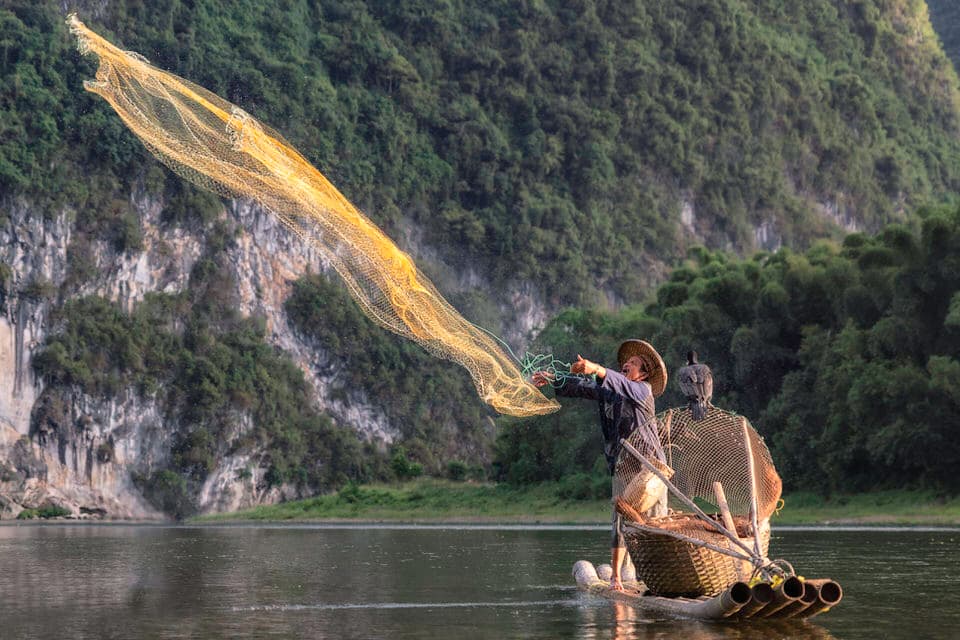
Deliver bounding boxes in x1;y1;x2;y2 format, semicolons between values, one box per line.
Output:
1;524;956;639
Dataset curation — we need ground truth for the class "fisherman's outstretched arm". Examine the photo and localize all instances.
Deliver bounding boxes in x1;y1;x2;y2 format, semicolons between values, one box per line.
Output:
532;356;602;399
532;371;600;399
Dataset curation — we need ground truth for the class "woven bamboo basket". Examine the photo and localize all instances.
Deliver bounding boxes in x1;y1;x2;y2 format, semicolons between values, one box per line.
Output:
623;514;771;597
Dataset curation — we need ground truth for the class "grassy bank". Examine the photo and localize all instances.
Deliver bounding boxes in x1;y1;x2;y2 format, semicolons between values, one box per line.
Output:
192;481;960;526
771;491;960;526
194;480;611;524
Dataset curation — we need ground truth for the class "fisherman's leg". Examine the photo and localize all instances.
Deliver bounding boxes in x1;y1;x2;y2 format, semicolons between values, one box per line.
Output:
610;508;625;591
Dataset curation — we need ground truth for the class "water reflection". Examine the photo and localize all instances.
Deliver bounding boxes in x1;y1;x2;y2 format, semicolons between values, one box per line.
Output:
573;597;837;640
609;601;648;639
1;525;957;639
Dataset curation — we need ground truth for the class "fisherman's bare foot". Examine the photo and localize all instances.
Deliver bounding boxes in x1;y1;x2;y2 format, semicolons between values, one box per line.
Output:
610;577;624;591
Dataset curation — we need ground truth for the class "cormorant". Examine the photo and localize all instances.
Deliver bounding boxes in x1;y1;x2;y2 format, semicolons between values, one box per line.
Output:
677;350;712;421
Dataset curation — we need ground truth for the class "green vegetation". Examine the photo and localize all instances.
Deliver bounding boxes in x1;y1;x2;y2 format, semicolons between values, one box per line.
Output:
8;1;960;517
37;200;960;517
929;1;960;68
445;460;485;482
32;222;380;518
0;3;153;218
31;286;377;516
192;478;611;523
191;480;960;525
136;470;192;520
773;490;960;525
501;203;960;496
16;504;71;519
390;447;424;480
0;260;11;297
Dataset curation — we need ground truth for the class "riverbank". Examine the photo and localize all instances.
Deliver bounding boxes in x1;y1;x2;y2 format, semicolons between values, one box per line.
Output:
194;480;610;524
191;480;960;526
772;490;960;525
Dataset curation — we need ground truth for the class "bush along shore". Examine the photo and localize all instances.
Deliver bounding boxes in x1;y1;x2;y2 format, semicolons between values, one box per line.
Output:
191;481;960;526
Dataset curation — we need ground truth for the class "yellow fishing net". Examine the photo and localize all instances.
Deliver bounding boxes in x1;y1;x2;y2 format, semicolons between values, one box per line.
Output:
68;16;558;418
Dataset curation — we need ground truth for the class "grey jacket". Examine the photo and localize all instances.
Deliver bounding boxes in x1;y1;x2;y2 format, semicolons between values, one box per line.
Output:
556;369;663;473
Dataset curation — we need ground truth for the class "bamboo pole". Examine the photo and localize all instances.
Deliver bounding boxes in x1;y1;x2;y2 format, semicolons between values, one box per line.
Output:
614;497;645;523
735;582;774;618
757;576;804;617
573;561;752;620
795;579;843;619
661;409;674;469
573;562;840;622
769;580;819;618
740;417;763;559
712;481;737;534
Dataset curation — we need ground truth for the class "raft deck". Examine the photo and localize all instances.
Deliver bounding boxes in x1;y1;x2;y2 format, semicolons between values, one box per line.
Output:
573;560;842;621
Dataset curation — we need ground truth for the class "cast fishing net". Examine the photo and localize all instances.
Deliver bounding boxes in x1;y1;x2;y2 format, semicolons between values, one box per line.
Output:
68;16;559;418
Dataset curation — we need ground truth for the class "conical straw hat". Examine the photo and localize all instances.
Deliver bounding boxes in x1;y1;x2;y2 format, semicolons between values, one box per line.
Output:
617;339;668;397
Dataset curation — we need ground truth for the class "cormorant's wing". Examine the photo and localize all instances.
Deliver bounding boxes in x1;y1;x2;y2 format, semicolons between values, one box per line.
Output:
677;364;700;399
694;364;713;403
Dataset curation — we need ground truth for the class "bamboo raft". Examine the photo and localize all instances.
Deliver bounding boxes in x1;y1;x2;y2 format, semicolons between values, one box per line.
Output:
571;409;845;622
572;560;843;620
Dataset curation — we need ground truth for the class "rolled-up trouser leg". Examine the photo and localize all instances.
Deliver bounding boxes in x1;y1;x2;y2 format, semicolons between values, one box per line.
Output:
611;506;624;548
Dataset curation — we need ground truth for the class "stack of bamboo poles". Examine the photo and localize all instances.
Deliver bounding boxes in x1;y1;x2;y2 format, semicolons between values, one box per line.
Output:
573;560;843;620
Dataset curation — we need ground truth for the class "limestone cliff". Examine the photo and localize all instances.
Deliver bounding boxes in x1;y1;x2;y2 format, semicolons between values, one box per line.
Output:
0;191;501;519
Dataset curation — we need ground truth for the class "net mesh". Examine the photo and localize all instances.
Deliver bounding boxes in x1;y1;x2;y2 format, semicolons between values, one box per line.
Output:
68;16;559;418
613;407;782;522
657;406;781;520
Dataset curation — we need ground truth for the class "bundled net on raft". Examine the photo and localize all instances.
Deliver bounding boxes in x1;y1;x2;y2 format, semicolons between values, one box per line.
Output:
615;407;782;597
66;16;559;418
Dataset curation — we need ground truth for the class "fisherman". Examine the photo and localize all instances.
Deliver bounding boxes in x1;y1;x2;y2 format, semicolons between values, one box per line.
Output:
532;339;668;591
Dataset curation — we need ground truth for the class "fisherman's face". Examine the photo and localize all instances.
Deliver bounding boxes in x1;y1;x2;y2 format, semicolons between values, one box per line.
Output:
621;356;648;382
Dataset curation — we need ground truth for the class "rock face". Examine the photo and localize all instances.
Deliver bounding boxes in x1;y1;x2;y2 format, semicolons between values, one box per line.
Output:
225;200;400;445
0;196;181;519
0;190;537;519
8;389;168;520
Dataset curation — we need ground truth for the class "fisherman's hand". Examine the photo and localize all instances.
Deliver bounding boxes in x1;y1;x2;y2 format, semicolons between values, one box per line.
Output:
531;371;555;388
572;355;606;379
